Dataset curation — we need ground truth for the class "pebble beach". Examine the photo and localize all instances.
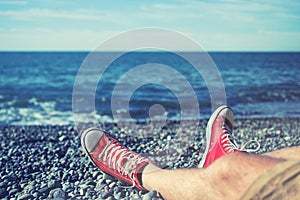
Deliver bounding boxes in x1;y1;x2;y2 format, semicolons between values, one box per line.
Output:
1;118;299;200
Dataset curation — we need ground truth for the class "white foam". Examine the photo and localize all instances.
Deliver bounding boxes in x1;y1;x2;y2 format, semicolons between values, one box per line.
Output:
0;98;114;125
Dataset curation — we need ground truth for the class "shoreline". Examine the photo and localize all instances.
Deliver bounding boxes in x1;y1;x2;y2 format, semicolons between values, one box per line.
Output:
1;118;299;199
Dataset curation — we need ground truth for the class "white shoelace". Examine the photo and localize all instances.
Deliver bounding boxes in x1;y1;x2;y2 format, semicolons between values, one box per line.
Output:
221;122;260;153
97;139;147;188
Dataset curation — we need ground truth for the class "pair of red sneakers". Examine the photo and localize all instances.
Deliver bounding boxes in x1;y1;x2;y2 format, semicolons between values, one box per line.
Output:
81;106;259;191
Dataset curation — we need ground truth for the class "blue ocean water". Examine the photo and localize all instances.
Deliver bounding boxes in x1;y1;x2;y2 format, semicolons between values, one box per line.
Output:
0;52;300;125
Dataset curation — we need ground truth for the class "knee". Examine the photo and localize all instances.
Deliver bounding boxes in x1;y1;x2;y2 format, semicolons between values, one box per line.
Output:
205;152;245;179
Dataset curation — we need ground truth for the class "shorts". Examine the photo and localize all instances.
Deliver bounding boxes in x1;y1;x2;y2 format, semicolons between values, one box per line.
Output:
241;160;300;200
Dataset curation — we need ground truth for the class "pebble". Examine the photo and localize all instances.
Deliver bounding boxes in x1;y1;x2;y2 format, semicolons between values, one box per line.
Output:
95;182;106;191
92;171;101;179
79;188;86;196
143;190;157;200
49;188;66;199
108;182;116;188
101;191;112;199
1;120;299;200
0;188;8;198
32;191;39;198
3;174;18;182
48;180;62;189
18;193;34;200
103;173;114;180
59;135;67;142
114;191;122;199
38;186;51;194
166;135;171;141
0;182;8;189
86;181;96;187
62;184;73;193
9;188;20;196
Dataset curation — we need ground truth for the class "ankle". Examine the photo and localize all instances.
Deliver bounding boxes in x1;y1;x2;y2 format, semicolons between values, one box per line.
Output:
141;163;162;191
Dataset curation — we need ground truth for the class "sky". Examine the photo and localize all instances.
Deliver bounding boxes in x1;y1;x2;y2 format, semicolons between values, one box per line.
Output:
0;0;300;51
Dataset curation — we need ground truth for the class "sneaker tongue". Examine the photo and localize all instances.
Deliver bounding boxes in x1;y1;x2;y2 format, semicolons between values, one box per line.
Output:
99;137;109;149
120;158;127;167
94;135;109;153
225;133;240;153
224;118;233;129
227;133;234;142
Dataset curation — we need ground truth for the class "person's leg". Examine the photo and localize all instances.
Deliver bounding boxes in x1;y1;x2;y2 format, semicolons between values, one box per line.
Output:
81;127;286;200
81;105;300;199
198;105;300;169
143;104;299;199
263;146;300;161
142;152;285;200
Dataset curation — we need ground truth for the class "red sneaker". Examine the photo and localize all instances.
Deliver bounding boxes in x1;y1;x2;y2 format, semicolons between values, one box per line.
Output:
198;106;260;168
81;127;152;191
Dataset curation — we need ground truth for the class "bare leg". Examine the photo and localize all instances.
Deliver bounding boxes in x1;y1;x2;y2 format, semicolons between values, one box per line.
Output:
263;146;300;160
142;152;285;200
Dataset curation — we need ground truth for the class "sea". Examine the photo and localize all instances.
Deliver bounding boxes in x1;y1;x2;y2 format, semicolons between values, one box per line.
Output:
1;51;300;125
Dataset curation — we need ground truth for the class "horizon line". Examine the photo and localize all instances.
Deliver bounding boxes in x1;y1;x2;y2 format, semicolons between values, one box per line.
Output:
0;50;300;53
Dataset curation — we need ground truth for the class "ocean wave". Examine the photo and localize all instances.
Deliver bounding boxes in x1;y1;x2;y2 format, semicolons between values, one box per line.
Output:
0;98;114;125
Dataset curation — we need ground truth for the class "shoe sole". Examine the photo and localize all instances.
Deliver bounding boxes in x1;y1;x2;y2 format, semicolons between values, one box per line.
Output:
198;105;231;168
241;160;300;200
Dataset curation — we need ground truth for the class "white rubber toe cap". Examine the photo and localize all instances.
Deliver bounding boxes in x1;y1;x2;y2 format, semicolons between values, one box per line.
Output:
81;128;104;153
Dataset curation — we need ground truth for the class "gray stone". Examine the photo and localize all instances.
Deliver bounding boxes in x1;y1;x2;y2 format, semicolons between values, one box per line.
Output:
101;191;112;199
59;135;67;142
38;186;51;194
113;191;122;199
103;173;114;180
18;193;34;200
4;174;18;182
0;188;8;198
62;184;73;193
32;192;39;198
48;180;62;189
143;190;157;200
79;188;86;196
9;188;20;196
0;182;7;188
49;188;66;199
108;182;116;188
95;182;106;192
24;184;35;193
86;181;96;187
92;171;101;179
